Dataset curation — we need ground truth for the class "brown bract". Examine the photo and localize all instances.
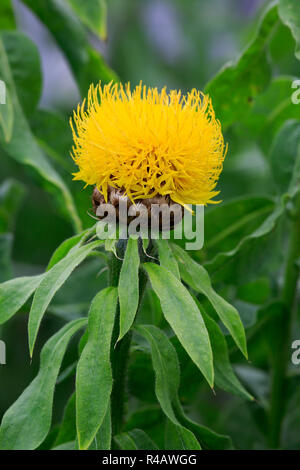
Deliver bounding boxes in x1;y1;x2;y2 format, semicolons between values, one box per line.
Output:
92;186;183;230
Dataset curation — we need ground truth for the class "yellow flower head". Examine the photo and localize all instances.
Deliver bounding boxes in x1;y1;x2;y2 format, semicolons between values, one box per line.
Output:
71;82;227;206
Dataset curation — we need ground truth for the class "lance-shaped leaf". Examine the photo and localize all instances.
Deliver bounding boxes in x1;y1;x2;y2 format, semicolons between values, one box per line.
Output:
89;405;112;450
203;199;284;285
205;5;279;129
242;77;300;153
203;196;275;262
30;109;74;172
202;196;280;286
270;120;300;199
67;0;107;40
47;225;96;270
76;287;118;450
52;442;75;450
133;327;232;450
135;325;179;423
55;394;112;450
0;33;81;232
2;31;42;117
0;274;43;325
156;239;180;279
47;234;86;271
135;325;201;449
118;237;140;341
0;318;87;450
200;306;253;400
22;0;117;96
143;263;213;386
165;420;201;451
172;244;247;358
114;429;158;450
173;398;233;450
28;240;103;356
279;0;300;60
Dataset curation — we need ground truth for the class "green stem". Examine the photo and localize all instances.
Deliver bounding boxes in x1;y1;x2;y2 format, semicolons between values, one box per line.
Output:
269;194;300;448
108;247;123;438
109;239;156;440
110;324;132;437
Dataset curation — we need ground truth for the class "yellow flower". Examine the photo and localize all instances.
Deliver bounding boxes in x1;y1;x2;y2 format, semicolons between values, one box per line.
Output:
70;82;227;206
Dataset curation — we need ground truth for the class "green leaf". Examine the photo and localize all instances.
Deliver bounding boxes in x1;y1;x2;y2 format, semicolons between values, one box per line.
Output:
55;393;112;450
0;318;87;450
53;393;76;447
156;239;180;279
234;365;270;406
22;0;118;96
118;237;140;341
76;287;118;450
128;429;158;450
173;401;233;450
0;274;43;325
165;420;201;451
135;325;201;450
125;405;164;447
114;429;158;450
46;225;96;270
104;238;117;255
279;0;300;60
132;328;231;450
67;0;107;40
205;4;279;129
0;68;13;143
30;109;74;172
0;34;81;233
203;196;275;261
270;120;300;199
135;325;180;423
201;307;253;400
0;0;15;30
242;77;300;153
47;234;86;271
114;432;137;450
1;31;42;116
48;256;107;322
52;441;75;450
90;405;111;450
28;240;103;356
172;244;247;358
204;199;284;284
143;263;214;387
137;288;164;327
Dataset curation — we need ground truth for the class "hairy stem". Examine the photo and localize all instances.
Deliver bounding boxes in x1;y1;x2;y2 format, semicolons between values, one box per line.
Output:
109;239;156;441
269;194;300;448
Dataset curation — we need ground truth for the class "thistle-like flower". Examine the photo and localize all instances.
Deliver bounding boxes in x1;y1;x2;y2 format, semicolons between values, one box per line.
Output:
71;82;226;209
